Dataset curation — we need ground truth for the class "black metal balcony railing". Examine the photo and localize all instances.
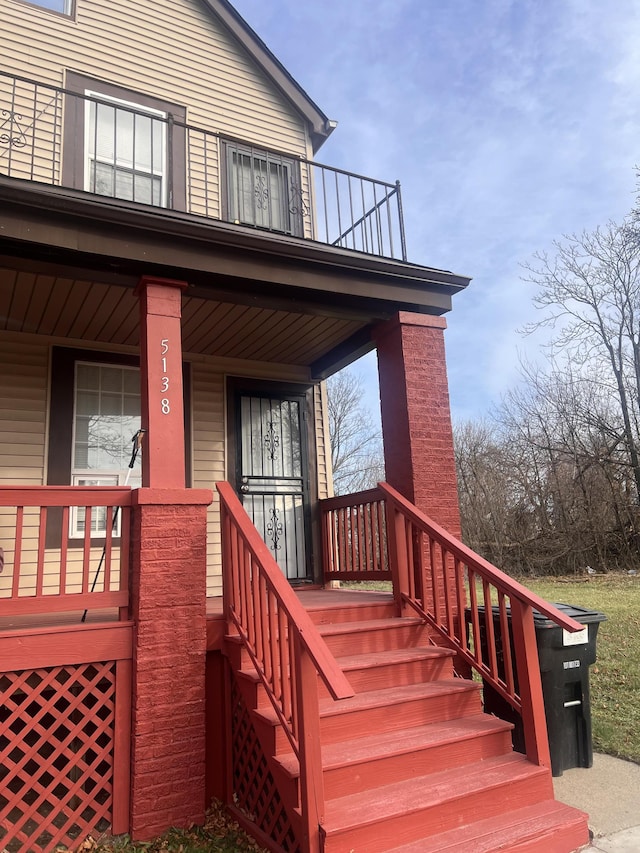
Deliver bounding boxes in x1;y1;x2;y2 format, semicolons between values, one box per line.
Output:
0;70;407;261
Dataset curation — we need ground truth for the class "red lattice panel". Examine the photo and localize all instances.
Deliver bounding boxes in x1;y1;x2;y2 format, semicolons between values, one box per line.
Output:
0;662;116;853
230;677;300;853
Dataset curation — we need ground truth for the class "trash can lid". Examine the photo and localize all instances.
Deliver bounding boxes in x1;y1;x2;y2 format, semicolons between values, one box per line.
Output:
532;602;607;628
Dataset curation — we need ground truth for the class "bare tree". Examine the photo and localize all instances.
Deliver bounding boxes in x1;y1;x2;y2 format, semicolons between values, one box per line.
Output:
454;219;640;576
523;221;640;502
326;368;384;495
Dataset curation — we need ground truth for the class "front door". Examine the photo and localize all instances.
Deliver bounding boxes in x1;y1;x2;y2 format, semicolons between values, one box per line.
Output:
235;390;311;582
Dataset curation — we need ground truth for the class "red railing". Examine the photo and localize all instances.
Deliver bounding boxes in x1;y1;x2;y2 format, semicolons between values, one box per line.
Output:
217;482;353;851
320;483;585;768
0;486;132;619
321;488;390;582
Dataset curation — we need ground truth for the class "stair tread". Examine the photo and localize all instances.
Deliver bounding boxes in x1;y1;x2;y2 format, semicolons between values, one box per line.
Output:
317;616;425;635
236;645;453;685
322;713;512;766
323;753;546;833
335;645;455;670
253;678;480;730
384;799;589;852
276;713;513;777
318;677;479;717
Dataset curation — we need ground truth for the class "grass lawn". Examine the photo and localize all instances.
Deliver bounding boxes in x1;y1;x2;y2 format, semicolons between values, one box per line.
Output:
345;575;640;763
526;574;640;764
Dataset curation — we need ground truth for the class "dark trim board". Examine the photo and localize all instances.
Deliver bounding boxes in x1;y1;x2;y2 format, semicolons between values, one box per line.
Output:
0;178;469;316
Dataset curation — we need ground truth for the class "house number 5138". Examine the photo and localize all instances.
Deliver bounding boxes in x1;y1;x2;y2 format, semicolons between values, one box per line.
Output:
160;339;170;414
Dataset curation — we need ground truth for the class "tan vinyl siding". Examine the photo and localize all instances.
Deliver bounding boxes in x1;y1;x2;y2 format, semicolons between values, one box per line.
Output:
1;0;312;207
0;336;47;598
0;336;48;484
316;380;334;500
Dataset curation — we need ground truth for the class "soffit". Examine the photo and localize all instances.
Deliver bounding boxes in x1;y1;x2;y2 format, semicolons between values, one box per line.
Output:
0;268;361;366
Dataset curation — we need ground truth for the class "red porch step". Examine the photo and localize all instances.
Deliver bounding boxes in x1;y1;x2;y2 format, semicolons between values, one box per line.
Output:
275;713;514;798
226;591;590;853
317;678;482;741
320;753;554;853
317;615;432;656
325;645;456;695
384;800;590;853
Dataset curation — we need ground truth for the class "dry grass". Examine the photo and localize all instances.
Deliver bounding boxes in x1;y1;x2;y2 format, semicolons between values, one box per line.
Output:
61;803;268;853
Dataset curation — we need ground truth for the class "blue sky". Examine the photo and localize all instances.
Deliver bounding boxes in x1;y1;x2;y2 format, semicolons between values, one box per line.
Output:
233;0;640;423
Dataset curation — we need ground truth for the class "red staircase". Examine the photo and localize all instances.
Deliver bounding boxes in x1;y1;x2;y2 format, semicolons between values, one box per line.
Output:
228;592;590;853
218;482;591;853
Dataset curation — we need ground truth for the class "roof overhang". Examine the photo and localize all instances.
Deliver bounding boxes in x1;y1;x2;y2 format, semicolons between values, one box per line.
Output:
0;177;471;314
0;177;471;375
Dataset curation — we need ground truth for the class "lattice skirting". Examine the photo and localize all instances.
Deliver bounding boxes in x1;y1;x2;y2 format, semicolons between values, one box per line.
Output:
230;675;300;853
0;661;117;853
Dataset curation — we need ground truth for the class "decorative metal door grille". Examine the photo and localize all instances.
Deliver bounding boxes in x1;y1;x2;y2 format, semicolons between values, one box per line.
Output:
0;662;116;853
238;394;310;581
230;678;300;853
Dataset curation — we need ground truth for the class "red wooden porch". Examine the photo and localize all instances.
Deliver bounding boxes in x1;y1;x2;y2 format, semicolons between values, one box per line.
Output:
0;481;592;852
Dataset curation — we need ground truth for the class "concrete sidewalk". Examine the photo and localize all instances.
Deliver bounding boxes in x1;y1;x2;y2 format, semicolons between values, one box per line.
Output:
553;753;640;852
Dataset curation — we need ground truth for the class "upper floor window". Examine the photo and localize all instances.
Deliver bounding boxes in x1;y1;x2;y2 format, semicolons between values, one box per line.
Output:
223;141;305;236
85;92;166;206
23;0;73;15
63;73;187;211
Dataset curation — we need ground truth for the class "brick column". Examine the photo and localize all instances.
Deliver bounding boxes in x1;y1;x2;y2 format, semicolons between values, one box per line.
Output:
374;311;460;536
129;487;212;840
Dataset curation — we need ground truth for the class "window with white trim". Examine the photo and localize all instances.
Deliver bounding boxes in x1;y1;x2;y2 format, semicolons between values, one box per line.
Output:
85;92;167;206
63;74;187;211
71;362;141;536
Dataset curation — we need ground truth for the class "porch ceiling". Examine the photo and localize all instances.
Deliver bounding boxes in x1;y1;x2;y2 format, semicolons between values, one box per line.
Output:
0;266;362;366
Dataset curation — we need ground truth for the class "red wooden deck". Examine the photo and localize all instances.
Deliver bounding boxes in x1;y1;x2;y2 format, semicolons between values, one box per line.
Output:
0;589;392;645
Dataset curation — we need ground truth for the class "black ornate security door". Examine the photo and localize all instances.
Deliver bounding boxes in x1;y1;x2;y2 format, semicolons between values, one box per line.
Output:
237;392;311;581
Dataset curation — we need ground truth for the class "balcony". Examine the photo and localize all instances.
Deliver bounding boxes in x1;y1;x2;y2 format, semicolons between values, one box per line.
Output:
0;70;407;261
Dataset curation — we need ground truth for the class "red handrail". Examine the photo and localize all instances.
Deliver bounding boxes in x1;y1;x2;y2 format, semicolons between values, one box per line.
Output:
217;482;353;851
378;481;585;768
321;482;585;769
0;486;132;618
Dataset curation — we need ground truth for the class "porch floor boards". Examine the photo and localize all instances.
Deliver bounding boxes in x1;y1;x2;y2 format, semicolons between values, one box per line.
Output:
0;588;388;639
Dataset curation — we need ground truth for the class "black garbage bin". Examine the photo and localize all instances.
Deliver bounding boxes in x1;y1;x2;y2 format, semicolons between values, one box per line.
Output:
471;603;606;777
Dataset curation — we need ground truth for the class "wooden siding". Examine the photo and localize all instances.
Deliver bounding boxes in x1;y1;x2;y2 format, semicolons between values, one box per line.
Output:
317;380;334;499
0;0;311;162
0;333;330;596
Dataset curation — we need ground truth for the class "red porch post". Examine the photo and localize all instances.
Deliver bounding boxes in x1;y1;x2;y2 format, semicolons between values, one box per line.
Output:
374;311;460;535
129;276;212;840
374;312;460;620
136;275;188;489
